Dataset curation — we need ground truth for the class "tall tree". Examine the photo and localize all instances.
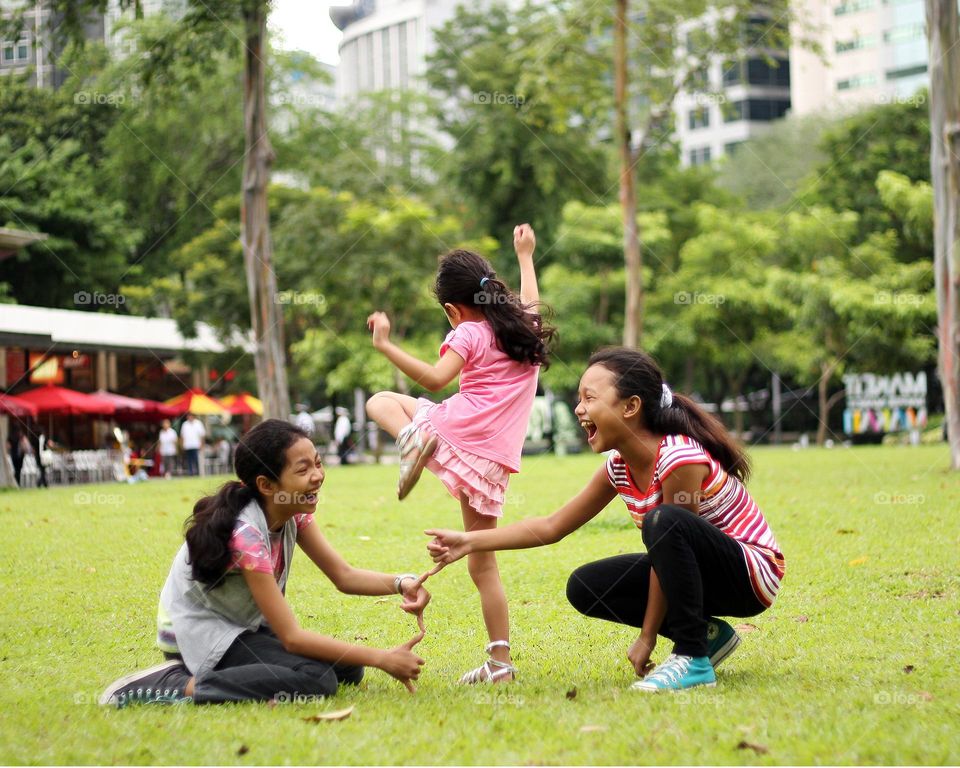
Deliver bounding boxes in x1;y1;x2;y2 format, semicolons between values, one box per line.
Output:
51;0;290;418
926;0;960;468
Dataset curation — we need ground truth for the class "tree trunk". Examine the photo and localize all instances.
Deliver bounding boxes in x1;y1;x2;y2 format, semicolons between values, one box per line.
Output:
615;0;643;348
926;0;960;469
241;3;290;421
817;359;840;446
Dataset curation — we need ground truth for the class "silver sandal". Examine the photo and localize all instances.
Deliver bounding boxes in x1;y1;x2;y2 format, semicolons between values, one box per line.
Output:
396;423;437;500
458;640;517;684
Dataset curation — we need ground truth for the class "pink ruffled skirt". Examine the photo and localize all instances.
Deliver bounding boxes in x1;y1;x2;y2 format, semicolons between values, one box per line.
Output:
409;398;509;518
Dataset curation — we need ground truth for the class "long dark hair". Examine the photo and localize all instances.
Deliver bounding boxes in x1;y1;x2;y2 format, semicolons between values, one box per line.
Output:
435;249;555;368
588;347;751;482
184;419;309;585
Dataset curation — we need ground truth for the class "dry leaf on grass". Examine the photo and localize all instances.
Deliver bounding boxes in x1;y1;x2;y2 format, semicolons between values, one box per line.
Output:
566;687;578;700
849;556;869;566
236;745;249;756
793;615;809;623
736;741;769;754
302;705;355;723
735;623;760;633
580;725;608;733
903;665;915;674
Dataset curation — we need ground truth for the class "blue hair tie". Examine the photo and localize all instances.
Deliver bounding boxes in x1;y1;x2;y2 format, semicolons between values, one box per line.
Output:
480;276;491;288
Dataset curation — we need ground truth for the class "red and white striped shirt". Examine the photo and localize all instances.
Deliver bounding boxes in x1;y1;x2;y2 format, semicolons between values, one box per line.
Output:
605;435;785;607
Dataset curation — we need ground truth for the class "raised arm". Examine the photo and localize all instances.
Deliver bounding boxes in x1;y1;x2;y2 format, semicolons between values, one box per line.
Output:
513;224;539;306
367;312;465;392
426;464;617;563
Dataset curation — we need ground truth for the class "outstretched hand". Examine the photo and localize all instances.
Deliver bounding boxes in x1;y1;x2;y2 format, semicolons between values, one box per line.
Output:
424;528;471;565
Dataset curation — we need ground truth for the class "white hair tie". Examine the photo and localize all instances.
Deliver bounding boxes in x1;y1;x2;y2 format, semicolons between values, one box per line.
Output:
660;383;674;409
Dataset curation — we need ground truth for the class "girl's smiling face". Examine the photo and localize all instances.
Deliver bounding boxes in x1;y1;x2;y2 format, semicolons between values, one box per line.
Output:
575;364;641;453
269;436;325;512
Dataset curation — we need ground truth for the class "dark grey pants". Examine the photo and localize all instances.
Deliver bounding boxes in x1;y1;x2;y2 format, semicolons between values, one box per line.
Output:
167;626;364;704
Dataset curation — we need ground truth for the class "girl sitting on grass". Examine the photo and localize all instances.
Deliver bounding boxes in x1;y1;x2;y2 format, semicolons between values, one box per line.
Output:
426;347;785;692
99;419;428;707
365;225;554;683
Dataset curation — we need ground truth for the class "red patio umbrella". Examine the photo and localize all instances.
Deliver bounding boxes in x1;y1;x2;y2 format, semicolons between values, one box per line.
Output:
17;385;116;416
0;393;38;418
94;390;179;420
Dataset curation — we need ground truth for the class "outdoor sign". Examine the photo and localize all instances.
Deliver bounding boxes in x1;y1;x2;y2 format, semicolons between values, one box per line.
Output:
842;371;928;434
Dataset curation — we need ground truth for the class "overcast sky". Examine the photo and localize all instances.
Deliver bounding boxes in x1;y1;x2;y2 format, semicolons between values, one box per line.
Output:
269;0;343;66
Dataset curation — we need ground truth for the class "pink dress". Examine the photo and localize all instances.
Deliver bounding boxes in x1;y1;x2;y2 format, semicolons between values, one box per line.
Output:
409;321;539;517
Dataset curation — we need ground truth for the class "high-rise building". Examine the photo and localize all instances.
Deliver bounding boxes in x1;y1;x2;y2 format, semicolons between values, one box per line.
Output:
790;0;929;115
675;13;792;167
103;0;186;58
329;0;465;100
0;0;105;89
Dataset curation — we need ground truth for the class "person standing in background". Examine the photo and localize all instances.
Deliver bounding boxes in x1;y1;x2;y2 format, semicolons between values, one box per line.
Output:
334;408;353;466
180;414;205;477
158;420;179;478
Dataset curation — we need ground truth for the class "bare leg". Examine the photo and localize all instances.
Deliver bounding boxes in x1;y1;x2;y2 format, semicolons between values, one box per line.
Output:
461;493;513;678
365;391;419;439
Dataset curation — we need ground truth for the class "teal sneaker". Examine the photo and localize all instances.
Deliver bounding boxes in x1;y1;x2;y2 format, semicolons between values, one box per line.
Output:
99;660;192;708
631;654;716;692
707;618;741;668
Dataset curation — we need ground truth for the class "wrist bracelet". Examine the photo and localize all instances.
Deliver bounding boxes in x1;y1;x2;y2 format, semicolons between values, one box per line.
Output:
394;573;418;594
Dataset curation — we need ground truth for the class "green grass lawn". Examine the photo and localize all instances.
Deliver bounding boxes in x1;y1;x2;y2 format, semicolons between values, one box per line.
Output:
1;445;958;765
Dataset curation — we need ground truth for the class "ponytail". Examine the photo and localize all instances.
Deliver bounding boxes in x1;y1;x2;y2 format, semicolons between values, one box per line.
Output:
184;481;255;585
183;418;309;585
436;249;556;368
588;347;751;482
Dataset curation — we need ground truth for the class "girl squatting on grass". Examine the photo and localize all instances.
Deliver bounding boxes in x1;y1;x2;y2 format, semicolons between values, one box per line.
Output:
427;348;786;692
365;224;555;683
99;419;428;708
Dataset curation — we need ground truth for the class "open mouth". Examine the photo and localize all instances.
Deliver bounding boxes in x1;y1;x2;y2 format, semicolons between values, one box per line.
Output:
580;419;599;444
304;489;320;504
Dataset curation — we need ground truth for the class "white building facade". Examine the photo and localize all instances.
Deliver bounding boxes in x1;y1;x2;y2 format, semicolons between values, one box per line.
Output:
790;0;929;115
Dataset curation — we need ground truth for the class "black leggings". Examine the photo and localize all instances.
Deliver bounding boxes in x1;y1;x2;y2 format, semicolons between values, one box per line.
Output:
168;626;363;704
566;504;767;657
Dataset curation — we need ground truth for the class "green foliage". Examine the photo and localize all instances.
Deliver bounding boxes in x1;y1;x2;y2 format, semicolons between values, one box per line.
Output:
427;2;613;249
805;94;931;261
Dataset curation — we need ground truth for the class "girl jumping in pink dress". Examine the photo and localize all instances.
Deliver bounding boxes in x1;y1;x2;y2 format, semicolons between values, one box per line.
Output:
366;224;554;683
